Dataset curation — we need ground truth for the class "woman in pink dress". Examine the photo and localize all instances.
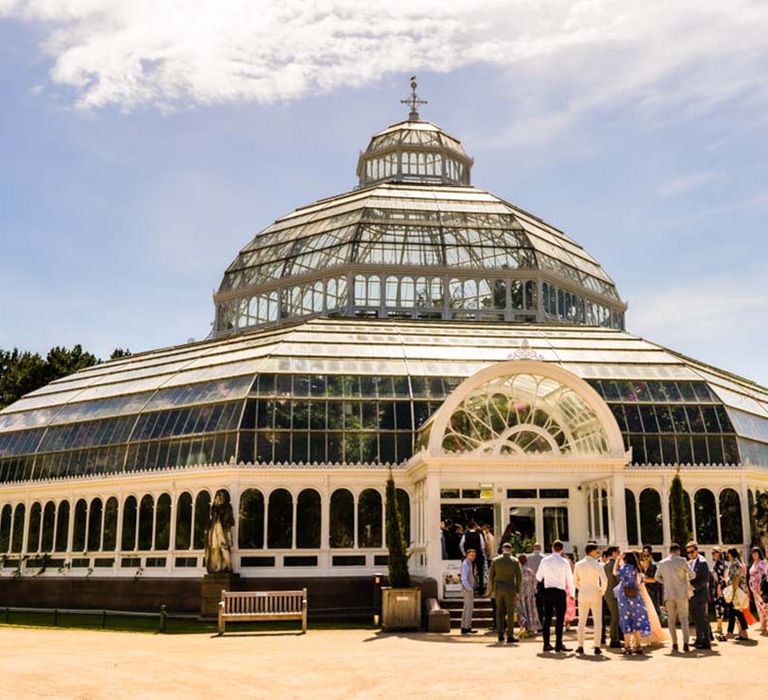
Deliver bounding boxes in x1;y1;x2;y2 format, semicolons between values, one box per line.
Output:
565;553;577;630
748;546;768;633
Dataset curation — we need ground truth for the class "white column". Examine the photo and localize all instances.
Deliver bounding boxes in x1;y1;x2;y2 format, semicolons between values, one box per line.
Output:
569;484;588;553
424;471;443;588
611;472;628;548
739;477;751;549
661;474;671;548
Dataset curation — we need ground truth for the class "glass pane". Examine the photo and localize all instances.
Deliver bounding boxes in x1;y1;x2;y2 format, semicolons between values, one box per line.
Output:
41;502;56;552
55;501;70;552
121;496;137;551
239;489;265;549
543;506;569;550
154;494;171;550
639;489;663;545
625;490;639;546
87;498;103;552
694;489;718;544
26;502;42;553
357;489;382;548
175;493;193;550
193;491;211;549
719;489;743;544
296;489;321;549
11;504;25;553
138;495;154;550
330;489;354;548
396;489;411;545
73;499;87;552
103;497;118;552
267;489;293;548
0;505;12;553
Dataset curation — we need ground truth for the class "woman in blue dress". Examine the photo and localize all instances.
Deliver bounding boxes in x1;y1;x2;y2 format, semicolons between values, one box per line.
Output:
613;551;651;654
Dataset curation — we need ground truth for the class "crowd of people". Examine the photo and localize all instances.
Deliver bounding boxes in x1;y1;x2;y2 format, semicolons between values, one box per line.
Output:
454;527;768;656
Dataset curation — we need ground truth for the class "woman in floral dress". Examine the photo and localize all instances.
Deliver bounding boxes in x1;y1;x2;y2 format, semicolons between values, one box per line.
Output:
515;553;541;636
613;551;651;654
711;547;728;640
748;546;768;633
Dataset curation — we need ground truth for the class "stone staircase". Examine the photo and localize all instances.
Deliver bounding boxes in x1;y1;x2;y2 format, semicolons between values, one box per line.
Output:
441;597;495;629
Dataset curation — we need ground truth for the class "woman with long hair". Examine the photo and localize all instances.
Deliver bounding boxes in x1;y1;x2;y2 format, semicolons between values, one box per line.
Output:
748;546;768;633
725;548;749;641
516;553;541;636
613;550;651;654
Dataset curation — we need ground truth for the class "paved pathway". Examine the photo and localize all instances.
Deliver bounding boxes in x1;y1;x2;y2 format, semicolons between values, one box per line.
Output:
2;625;767;698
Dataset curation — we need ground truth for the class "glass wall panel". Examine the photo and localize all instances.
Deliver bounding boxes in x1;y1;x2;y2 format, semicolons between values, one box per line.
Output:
11;503;25;553
396;489;411;544
296;489;321;549
87;498;103;552
26;502;42;553
175;492;193;550
121;496;137;551
238;489;264;549
0;504;11;553
639;488;663;545
330;489;354;548
55;501;70;552
155;494;171;550
193;491;211;549
357;489;382;548
103;497;118;551
694;489;718;544
267;489;293;549
72;499;87;552
138;495;154;550
625;489;639;546
719;488;743;544
40;502;56;552
543;506;569;550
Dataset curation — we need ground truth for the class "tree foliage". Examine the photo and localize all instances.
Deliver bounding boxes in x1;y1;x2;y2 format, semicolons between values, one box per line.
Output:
0;344;128;410
385;468;410;588
669;470;692;548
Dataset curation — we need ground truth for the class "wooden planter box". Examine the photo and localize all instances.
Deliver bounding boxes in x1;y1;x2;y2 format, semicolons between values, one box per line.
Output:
382;587;421;631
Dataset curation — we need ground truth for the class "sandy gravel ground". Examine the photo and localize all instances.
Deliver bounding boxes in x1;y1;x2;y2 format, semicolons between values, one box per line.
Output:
2;624;767;699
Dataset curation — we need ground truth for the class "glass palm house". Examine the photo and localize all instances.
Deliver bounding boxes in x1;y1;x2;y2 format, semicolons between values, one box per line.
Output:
1;84;767;608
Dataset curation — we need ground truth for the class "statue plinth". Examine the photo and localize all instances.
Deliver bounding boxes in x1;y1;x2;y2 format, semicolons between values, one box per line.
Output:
201;572;240;617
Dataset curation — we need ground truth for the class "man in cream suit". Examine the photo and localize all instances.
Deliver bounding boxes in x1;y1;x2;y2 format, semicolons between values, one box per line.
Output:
656;543;695;652
574;543;607;655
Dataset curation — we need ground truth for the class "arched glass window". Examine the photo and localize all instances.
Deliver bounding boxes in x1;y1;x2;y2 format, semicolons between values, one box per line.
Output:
87;498;103;552
41;501;56;552
396;489;411;544
357;489;382;548
103;497;118;551
55;501;70;552
719;489;743;544
193;490;210;549
0;504;11;553
330;489;354;548
639;488;663;545
625;489;639;546
694;489;718;544
138;495;154;550
267;489;293;549
238;489;264;549
296;489;321;549
121;496;137;551
11;504;25;553
175;492;193;549
73;499;88;552
155;494;171;550
27;502;42;553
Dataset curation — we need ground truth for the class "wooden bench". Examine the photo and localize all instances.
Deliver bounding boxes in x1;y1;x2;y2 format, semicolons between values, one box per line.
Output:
217;589;308;635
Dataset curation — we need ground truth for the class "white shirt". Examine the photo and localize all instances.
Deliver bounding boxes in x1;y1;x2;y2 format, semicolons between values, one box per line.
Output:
536;552;575;592
574;556;607;600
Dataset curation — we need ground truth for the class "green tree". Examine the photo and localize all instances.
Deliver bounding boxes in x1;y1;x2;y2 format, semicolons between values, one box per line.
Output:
669;470;692;547
109;348;132;360
385;468;410;588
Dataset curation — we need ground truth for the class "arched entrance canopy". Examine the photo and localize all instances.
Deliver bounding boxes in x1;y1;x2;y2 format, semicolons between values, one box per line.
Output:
419;359;626;460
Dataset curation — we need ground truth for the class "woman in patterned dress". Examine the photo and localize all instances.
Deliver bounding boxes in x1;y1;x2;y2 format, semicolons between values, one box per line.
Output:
711;547;728;640
613;551;651;654
515;553;541;636
725;548;749;641
748;546;768;633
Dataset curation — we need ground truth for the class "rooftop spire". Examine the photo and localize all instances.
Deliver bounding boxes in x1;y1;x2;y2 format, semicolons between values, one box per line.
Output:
401;76;427;121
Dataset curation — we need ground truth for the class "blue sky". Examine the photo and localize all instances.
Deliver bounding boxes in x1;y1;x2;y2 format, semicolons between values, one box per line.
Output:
1;1;767;384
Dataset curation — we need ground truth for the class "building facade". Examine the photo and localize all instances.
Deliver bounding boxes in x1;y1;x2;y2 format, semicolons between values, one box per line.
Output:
1;88;767;605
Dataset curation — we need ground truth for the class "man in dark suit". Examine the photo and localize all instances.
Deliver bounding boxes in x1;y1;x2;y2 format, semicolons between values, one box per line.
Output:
602;546;621;648
687;541;711;650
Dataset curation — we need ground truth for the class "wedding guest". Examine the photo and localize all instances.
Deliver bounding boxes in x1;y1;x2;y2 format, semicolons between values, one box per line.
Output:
527;542;544;574
687;541;712;650
482;524;496;563
725;548;749;641
574;543;607;655
748;546;768;633
516;553;541;636
655;543;694;652
640;545;661;615
711;547;728;640
460;521;485;594
603;546;622;648
536;540;574;653
460;549;478;636
487;542;522;644
614;550;651;654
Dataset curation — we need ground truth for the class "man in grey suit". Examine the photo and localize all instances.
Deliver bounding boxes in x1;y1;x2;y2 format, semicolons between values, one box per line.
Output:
655;543;695;652
603;546;621;648
487;542;523;644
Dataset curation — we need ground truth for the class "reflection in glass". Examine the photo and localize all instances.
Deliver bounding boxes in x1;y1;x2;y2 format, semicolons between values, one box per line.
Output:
639;488;663;545
268;489;293;548
296;489;321;549
330;489;355;548
238;489;264;549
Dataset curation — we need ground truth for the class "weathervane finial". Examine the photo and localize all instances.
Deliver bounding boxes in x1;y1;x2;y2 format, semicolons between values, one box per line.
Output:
401;76;427;121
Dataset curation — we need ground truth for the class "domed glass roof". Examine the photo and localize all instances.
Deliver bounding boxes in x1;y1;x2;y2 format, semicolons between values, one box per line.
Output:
214;92;625;337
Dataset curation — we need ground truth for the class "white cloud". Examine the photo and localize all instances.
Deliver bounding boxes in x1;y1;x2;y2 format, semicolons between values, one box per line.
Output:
2;0;768;133
658;170;720;197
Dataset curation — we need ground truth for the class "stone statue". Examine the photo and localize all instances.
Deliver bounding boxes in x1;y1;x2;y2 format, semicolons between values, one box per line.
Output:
204;489;235;574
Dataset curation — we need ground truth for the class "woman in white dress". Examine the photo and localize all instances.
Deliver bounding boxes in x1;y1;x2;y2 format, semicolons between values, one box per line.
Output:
640;577;666;646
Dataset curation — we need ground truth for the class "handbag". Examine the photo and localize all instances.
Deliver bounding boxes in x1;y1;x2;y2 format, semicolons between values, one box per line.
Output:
623;583;638;598
723;584;734;604
733;587;748;610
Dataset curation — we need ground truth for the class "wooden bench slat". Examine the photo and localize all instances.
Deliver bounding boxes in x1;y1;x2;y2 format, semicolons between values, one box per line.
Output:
218;589;307;636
